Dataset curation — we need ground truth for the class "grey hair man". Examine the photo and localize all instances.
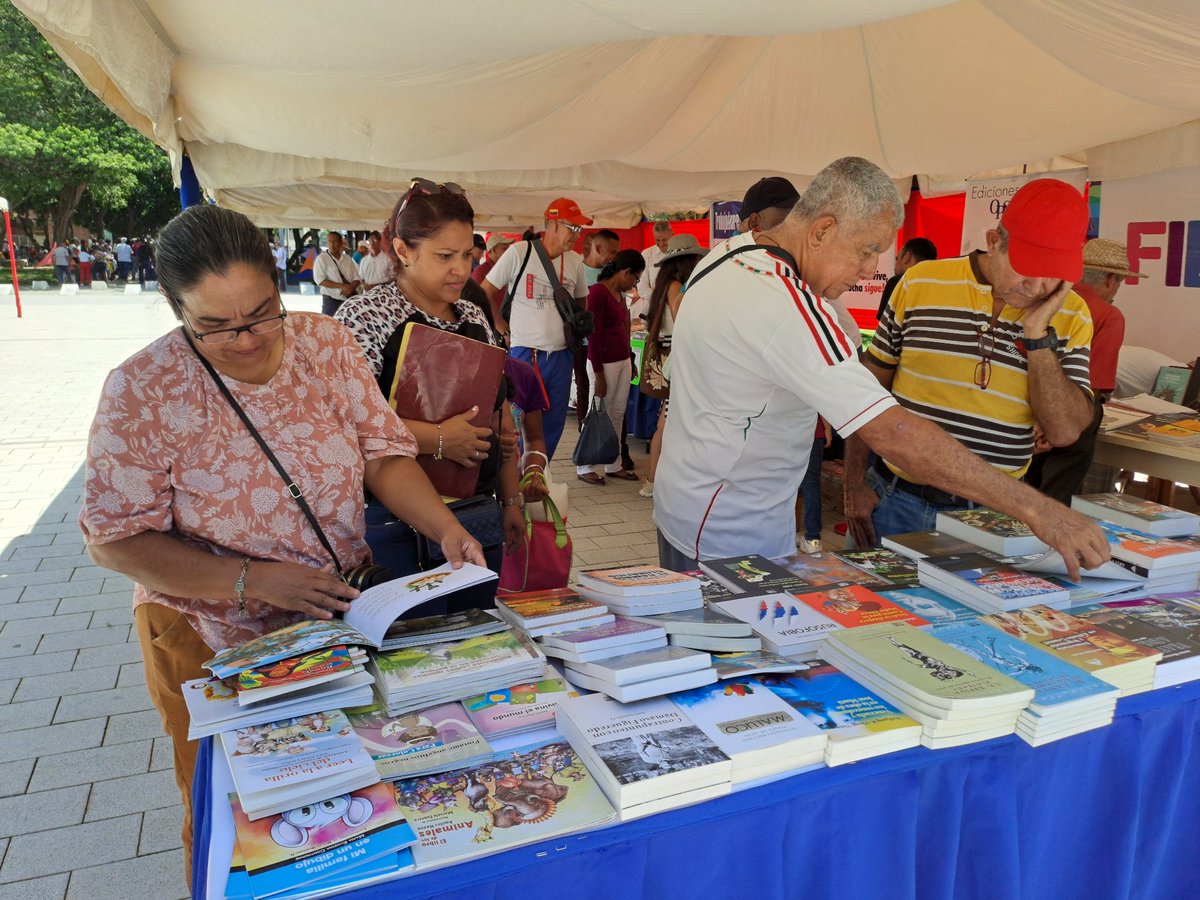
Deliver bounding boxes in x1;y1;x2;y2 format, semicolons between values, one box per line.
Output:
653;157;1108;579
635;220;675;303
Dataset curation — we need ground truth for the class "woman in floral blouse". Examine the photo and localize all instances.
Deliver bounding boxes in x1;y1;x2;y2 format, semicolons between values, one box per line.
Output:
79;203;483;873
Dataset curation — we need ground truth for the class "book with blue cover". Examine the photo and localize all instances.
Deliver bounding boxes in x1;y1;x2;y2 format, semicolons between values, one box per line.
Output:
883;587;980;625
928;620;1118;713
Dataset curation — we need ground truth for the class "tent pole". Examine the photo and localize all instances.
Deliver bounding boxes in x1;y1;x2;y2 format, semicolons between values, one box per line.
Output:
179;152;202;209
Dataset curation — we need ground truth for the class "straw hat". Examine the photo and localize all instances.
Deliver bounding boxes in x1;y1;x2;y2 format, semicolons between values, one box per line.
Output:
1083;238;1146;279
655;234;708;265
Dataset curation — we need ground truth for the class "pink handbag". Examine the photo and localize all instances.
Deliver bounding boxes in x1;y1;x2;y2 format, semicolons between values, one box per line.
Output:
498;475;572;593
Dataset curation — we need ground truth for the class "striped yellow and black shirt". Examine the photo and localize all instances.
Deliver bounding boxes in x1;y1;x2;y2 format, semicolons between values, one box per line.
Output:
868;254;1093;482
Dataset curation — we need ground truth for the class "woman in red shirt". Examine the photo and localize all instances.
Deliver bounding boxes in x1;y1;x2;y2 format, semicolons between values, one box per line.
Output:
576;249;645;484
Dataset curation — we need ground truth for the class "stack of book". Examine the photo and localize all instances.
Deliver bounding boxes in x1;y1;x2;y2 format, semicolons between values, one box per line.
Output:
377;608;509;652
344;699;493;781
934;508;1048;556
227;782;416;899
1071;493;1199;538
233;644;370;708
792;583;929;629
561;645;717;702
573;566;703;615
753;661;922;766
462;669;578;739
555;693;733;819
394;736;616;866
821;622;1034;749
881;530;976;560
1070;598;1200;688
926;619;1120;746
979;606;1162;695
219;709;381;820
770;552;889;591
1113;412;1200;445
626;606;761;652
709;650;807;680
700;554;810;595
538;618;667;664
880;587;981;625
917;551;1070;613
669;678;828;784
714;593;842;656
1090;520;1200;592
833;549;922;589
494;588;613;637
680;569;745;603
367;628;546;715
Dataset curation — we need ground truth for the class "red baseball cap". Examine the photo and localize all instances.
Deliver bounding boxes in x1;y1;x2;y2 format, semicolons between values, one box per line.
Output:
999;179;1088;282
544;198;593;226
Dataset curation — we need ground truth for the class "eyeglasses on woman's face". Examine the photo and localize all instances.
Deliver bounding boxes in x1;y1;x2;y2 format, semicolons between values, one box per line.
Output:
185;302;288;344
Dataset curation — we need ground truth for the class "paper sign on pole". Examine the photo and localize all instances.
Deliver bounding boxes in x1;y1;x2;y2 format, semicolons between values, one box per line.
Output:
960;171;1088;255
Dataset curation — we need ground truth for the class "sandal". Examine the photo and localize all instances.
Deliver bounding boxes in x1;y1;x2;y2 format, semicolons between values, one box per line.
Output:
577;472;606;485
608;469;639;481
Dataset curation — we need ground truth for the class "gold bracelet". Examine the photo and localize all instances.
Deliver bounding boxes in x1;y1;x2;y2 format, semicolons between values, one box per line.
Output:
235;558;250;612
434;423;444;460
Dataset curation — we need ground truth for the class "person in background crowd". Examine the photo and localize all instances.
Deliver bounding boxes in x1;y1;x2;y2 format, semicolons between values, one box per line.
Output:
582;229;621;287
577;249;646;484
77;243;93;287
482;198;592;462
313;230;362;317
358;230;394;290
136;238;155;286
353;239;368;264
844;178;1096;546
639;234;707;499
335;181;526;579
634;221;673;317
115;236;133;282
272;239;288;294
79;204;482;879
736;176;801;234
472;232;487;270
471;232;514;292
655;157;1108;580
877;237;938;319
1025;238;1141;502
1115;346;1188;399
52;242;71;284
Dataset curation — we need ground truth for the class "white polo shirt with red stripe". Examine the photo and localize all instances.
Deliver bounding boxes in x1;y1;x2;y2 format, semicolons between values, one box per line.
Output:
654;232;897;560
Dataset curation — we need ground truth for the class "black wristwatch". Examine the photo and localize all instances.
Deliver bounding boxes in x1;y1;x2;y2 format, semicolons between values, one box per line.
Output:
1020;327;1058;353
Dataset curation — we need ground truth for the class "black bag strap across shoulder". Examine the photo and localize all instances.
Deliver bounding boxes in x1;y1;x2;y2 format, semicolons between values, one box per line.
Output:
531;239;585;324
686;243;801;292
185;333;345;576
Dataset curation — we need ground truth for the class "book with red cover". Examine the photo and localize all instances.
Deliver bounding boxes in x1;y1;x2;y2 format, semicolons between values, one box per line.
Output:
792;583;928;629
386;323;507;499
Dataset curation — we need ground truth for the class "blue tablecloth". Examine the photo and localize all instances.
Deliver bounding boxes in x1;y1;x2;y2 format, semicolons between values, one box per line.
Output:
625;389;661;441
194;680;1200;900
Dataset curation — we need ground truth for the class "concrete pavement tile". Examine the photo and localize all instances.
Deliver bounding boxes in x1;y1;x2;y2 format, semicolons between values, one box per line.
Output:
0;872;69;900
0;535;55;551
0;649;76;680
36;626;130;654
587;532;651;549
35;555;95;573
29;521;84;535
0;698;59;732
10;544;86;561
100;576;134;594
138;806;183;855
115;663;145;688
85;770;176;820
0;787;88;838
28;741;152;792
0;561;41;577
18;581;104;603
67;567;106;583
74;642;142;672
150;737;173;772
0;589;23;605
0;682;14;705
88;607;132;629
0;570;72;589
0;814;141;884
54;686;153;724
64;849;187;900
0;762;33;799
0;600;59;622
49;532;84;549
51;593;129;616
102;710;165;746
0;719;105;763
0;613;92;640
11;666;118;703
0;638;38;659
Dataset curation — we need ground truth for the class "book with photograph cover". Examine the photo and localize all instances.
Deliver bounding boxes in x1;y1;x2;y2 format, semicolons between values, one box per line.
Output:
935;508;1048;556
834;549;921;588
700;555;810;596
1071;493;1199;538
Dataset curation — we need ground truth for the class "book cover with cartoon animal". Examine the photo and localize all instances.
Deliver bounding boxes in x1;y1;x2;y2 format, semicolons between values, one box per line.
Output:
792;583;927;629
229;782;415;898
394;737;615;867
236;645;358;693
344;700;492;781
206;619;372;679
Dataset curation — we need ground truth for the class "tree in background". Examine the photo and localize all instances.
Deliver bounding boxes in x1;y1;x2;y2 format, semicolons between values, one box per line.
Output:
0;0;176;245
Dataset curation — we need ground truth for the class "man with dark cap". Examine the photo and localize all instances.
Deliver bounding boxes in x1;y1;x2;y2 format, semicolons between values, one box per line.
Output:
844;178;1097;546
1025;238;1142;501
736;176;801;234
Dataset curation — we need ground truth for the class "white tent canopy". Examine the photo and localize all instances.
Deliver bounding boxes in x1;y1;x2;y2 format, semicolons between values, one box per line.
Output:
14;0;1200;228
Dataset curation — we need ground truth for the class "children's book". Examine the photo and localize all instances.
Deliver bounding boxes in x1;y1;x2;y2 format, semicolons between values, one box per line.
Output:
344;700;492;781
206;620;373;680
792;583;928;628
379;608;508;651
833;549;921;588
235;646;365;706
343;563;500;647
495;589;610;629
461;670;578;738
394;737;616;866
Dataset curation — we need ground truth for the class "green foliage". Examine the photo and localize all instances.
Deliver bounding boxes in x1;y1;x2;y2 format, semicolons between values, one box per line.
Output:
0;1;176;241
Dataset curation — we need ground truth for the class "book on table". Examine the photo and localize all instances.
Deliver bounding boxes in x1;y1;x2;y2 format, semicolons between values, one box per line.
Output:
562;645;712;686
1069;599;1200;689
669;678;829;784
978;605;1161;695
624;605;753;638
1089;519;1200;573
234;645;368;707
1071;493;1200;538
554;693;733;818
917;552;1070;613
576;565;702;598
228;781;416;899
680;568;746;602
668;632;763;652
753;661;922;766
832;549;921;588
1113;412;1200;445
344;699;493;781
709;650;809;680
791;582;929;629
494;588;612;636
1099;403;1151;433
377;607;509;652
934;508;1048;556
394;736;616;867
1151;362;1200;408
713;593;844;656
699;554;811;596
772;551;892;590
879;586;981;625
386;322;507;499
562;665;719;702
537;617;668;661
461;668;578;739
218;709;381;821
880;530;977;561
183;670;377;741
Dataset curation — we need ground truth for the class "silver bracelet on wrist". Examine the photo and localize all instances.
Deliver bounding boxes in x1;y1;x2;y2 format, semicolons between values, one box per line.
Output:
235;558;250;612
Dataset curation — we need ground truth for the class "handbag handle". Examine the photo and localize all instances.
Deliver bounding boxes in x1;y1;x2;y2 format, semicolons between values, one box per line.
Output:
518;471;568;548
185;333;346;576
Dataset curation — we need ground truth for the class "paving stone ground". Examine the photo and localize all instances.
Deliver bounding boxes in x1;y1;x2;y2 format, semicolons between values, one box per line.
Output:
0;285;843;898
